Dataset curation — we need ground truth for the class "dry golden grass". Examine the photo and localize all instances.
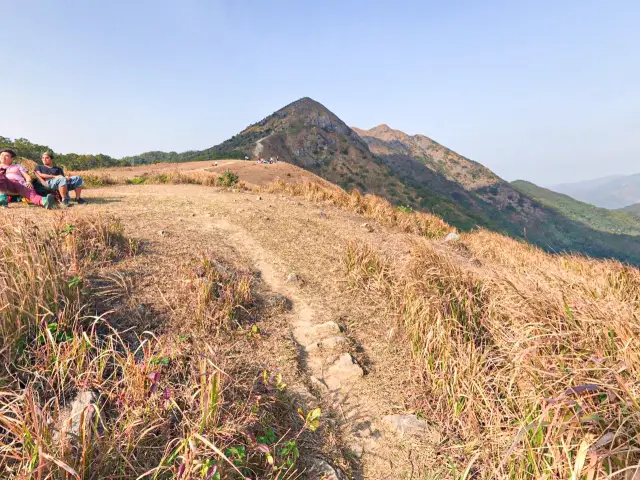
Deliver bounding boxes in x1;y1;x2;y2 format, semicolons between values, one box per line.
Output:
0;214;317;479
261;179;451;238
345;229;640;479
65;166;640;477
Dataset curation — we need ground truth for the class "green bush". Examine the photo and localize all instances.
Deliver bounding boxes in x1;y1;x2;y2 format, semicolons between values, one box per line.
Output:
217;170;239;187
125;177;147;185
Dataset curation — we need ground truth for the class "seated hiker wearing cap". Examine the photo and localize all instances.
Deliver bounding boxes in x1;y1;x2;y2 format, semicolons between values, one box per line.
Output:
0;149;57;208
34;151;86;206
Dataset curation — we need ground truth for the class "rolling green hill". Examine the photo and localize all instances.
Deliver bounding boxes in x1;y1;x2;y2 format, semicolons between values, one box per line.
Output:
511;180;640;236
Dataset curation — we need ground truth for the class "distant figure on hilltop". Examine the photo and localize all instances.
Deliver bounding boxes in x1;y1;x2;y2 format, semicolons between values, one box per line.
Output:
34;152;86;207
0;149;57;208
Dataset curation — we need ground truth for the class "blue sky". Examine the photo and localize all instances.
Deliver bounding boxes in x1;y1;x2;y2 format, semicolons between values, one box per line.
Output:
2;0;638;184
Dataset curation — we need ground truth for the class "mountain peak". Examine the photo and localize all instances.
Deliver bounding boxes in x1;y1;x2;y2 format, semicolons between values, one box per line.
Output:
278;96;328;113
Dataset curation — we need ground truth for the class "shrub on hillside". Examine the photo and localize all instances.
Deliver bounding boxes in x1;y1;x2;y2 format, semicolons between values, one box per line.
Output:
217;169;239;187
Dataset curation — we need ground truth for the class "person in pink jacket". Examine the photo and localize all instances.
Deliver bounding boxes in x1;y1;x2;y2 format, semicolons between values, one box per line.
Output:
0;149;57;208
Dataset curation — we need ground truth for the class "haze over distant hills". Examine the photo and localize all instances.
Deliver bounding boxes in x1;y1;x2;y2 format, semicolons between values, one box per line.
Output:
552;174;640;209
4;97;640;264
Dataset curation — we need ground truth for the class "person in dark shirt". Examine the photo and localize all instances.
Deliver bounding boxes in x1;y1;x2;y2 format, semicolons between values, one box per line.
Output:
34;152;85;206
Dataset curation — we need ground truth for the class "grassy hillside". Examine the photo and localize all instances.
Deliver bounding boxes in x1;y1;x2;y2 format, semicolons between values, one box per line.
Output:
0;210;321;478
4;165;640;477
512;180;640;235
345;225;640;479
619;202;640;220
354;124;640;265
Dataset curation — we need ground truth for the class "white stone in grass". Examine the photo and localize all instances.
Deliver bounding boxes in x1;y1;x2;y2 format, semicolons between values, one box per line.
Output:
285;272;300;284
58;391;97;439
306;457;346;480
382;414;442;443
444;232;460;242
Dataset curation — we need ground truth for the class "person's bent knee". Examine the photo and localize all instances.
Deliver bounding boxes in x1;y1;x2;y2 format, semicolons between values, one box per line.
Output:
48;177;67;190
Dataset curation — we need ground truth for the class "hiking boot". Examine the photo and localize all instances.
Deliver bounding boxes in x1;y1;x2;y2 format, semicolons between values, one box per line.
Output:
60;198;70;208
42;194;58;209
75;198;87;205
0;194;8;208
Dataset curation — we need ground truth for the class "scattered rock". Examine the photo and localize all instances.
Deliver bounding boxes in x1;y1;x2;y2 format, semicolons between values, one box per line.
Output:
382;414;442;442
306;457;345;480
205;213;212;217
58;391;97;439
257;196;263;200
157;230;167;237
444;232;460;242
360;222;373;232
285;272;300;284
306;335;347;353
191;213;196;217
324;353;363;390
319;211;328;219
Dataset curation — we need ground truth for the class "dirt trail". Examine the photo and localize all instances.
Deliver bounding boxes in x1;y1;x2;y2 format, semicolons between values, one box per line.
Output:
9;184;440;478
253;134;272;159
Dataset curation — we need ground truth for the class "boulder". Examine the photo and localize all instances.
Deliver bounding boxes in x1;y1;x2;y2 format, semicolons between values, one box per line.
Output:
324;353;363;390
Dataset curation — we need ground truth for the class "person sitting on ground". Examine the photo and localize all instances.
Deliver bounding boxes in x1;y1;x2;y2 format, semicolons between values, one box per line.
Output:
1;148;33;188
0;149;57;208
34;151;85;206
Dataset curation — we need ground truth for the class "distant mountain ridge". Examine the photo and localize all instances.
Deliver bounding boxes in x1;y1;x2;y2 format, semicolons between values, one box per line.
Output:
552;174;640;209
352;124;500;189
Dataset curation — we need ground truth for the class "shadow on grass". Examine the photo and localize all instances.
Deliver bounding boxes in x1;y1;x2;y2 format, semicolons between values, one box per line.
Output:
81;196;122;205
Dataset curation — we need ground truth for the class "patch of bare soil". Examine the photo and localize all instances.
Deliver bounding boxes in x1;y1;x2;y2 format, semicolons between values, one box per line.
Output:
73;159;325;187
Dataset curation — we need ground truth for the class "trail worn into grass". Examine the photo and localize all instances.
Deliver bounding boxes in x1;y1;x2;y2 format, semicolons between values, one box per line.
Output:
6;183;444;479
